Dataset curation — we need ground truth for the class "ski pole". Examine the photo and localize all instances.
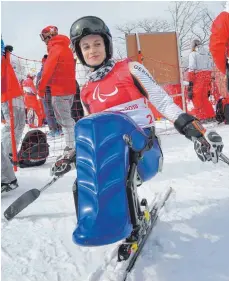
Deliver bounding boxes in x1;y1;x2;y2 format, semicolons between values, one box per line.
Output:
136;33;143;65
220;153;229;165
4;175;62;221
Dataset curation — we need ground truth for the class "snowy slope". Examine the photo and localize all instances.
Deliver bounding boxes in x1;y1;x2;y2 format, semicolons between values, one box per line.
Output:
1;124;229;281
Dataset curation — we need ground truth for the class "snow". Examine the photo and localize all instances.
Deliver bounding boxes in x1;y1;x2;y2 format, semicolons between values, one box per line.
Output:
1;123;229;281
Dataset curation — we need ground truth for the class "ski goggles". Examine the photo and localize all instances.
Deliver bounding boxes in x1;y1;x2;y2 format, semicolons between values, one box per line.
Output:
39;33;51;42
70;16;109;44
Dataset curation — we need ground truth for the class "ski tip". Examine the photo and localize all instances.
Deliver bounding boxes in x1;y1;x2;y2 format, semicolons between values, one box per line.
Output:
164;186;173;198
4;206;17;221
4;211;13;221
165;187;173;200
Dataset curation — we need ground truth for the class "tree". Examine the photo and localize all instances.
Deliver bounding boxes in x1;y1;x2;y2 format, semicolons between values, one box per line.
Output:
116;18;171;36
116;22;138;37
167;1;214;52
115;18;171;59
115;1;216;58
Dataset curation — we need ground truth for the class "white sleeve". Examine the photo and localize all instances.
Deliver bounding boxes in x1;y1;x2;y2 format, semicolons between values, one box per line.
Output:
129;61;183;122
188;52;197;72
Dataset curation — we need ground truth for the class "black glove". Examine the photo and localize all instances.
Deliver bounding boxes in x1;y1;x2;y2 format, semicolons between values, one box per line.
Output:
174;113;224;164
187;81;193;100
50;148;76;177
4;45;13;53
193;130;223;163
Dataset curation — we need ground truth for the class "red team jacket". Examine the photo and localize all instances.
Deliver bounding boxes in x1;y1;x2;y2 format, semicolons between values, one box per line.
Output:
210;11;229;75
210;10;229;119
38;35;76;97
22;77;45;127
81;60;144;113
22;77;37;96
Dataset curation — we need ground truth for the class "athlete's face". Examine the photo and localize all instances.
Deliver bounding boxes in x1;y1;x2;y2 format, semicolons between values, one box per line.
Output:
80;35;106;67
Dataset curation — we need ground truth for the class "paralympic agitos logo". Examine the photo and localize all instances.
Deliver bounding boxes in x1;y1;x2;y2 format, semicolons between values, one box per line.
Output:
93;84;118;103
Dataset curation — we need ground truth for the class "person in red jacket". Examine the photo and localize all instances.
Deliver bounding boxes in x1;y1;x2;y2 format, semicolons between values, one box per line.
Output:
22;73;45;128
210;2;229;76
50;16;225;178
1;45;25;158
1;42;22;193
37;54;63;137
187;40;215;121
209;2;229;124
38;26;76;151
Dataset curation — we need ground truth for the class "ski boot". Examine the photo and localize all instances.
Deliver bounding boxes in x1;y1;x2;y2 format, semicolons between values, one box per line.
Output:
117;226;140;262
117;198;150;262
1;179;19;194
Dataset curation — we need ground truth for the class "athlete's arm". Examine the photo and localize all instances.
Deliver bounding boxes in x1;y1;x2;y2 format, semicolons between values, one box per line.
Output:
128;61;183;122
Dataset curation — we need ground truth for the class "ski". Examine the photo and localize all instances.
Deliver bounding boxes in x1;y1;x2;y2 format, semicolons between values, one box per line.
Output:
120;186;173;281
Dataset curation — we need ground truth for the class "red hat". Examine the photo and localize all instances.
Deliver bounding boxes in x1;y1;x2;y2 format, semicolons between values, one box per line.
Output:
40;26;58;41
